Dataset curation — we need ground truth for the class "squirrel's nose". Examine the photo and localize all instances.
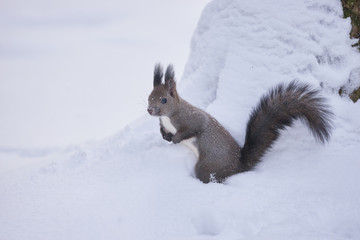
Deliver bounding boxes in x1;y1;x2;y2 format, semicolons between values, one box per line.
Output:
147;107;153;115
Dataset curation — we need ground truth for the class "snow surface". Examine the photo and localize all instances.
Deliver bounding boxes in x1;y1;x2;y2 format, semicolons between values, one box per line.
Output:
1;0;360;239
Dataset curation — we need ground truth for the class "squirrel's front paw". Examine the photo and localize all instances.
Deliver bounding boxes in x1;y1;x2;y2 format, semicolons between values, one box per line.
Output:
171;134;182;144
160;127;174;142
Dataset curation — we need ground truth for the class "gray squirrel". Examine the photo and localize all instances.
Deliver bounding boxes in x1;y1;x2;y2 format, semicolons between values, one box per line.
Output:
147;64;333;183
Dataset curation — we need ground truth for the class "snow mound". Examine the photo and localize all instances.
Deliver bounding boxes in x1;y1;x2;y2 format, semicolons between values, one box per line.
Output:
1;0;360;240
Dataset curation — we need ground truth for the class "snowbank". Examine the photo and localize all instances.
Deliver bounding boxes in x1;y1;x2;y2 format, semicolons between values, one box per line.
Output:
1;0;360;239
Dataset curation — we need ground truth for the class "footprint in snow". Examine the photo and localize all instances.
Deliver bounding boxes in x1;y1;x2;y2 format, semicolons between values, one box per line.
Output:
191;210;224;236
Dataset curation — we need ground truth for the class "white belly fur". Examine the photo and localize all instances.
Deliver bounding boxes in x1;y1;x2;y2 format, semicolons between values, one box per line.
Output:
160;116;199;158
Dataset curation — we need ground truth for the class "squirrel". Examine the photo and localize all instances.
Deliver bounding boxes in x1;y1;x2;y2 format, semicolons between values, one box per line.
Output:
147;64;333;183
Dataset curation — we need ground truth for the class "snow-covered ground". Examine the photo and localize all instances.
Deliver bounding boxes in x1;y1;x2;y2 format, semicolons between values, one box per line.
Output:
1;0;360;239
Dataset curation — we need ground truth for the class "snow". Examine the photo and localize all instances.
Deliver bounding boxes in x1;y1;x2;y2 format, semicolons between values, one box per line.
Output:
1;0;360;240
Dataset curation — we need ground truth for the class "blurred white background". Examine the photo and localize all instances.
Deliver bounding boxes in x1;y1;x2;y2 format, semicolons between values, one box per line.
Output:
0;0;209;149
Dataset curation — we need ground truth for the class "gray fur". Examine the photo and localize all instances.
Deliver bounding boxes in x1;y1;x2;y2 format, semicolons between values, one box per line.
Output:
147;64;333;183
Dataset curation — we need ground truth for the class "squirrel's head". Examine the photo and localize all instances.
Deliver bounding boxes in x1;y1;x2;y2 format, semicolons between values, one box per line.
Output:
147;64;179;117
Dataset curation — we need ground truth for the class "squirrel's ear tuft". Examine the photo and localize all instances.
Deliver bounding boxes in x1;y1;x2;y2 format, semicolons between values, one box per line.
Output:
154;63;163;87
165;64;177;97
165;64;175;84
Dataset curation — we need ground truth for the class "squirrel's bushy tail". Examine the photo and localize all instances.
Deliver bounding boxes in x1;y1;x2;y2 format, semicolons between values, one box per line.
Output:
240;80;333;171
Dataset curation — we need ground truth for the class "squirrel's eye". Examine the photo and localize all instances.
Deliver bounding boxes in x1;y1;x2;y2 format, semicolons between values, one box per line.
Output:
161;98;167;104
